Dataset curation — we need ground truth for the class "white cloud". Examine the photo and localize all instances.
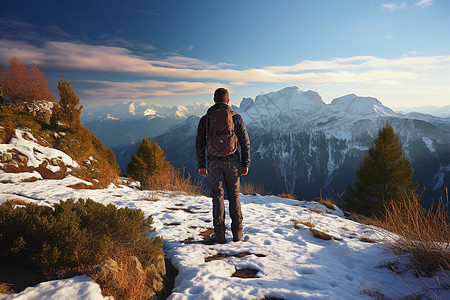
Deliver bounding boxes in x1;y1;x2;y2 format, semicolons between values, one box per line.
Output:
381;3;396;10
2;40;449;84
382;0;432;11
1;39;449;106
416;0;432;8
75;79;221;100
401;50;418;57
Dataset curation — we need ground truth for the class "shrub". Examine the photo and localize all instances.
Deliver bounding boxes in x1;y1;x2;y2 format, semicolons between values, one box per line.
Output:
377;190;449;274
0;57;54;104
0;199;164;298
142;168;203;195
57;127;120;185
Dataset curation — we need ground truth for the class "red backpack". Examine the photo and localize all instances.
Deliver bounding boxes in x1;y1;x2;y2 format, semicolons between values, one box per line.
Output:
206;109;238;156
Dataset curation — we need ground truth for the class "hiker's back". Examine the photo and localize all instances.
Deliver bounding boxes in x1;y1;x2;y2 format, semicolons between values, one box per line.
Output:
206;108;237;157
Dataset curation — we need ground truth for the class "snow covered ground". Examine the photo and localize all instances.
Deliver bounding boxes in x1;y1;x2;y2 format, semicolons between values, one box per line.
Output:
1;172;448;299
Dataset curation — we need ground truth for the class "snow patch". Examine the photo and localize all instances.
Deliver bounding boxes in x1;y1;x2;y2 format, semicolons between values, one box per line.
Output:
422;137;436;153
0;129;78;169
0;178;447;299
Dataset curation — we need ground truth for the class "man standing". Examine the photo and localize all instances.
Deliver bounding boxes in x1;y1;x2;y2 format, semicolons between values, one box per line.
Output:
196;88;250;244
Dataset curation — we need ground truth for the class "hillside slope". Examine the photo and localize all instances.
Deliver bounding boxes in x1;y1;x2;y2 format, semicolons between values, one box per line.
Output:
0;173;448;299
0;104;120;187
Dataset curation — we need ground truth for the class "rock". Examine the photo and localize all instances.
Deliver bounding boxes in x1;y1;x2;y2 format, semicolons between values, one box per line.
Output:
0;152;13;163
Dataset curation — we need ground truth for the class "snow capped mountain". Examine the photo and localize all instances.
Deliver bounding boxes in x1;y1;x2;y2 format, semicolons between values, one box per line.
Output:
81;100;209;123
156;87;450;207
1;96;448;299
329;94;402;118
401;105;450;118
80;101;210;171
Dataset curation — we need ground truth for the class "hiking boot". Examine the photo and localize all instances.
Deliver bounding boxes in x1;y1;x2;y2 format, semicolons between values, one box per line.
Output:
205;232;226;245
232;229;243;242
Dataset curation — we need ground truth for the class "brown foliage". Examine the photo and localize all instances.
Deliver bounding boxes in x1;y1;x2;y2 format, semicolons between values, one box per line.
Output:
318;198;337;210
309;228;342;241
142;168;203;196
92;252;165;300
277;193;297;200
0;282;13;295
1;57;55;103
377;190;450;274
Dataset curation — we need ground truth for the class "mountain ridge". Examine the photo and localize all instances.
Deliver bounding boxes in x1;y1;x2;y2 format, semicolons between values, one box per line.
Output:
154;87;450;207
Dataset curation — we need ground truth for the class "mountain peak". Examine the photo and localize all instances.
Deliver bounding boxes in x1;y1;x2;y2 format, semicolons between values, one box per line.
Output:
255;86;325;106
330;94;402;118
81;101;209;123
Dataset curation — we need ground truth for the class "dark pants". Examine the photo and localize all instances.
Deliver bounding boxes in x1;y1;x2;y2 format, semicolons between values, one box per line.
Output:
207;159;243;240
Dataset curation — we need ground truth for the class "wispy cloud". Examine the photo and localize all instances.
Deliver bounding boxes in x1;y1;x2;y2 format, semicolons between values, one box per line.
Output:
415;0;432;8
76;79;220;101
1;39;449;105
381;3;396;10
4;39;448;84
123;6;160;16
382;0;432;10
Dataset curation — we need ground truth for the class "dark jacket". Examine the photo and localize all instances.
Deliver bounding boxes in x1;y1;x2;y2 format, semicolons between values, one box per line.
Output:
196;103;250;169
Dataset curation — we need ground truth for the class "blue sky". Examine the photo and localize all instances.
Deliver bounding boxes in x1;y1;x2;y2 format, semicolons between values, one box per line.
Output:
1;0;449;109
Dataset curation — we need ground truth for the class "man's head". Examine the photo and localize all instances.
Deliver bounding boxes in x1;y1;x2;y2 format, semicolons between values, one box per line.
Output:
214;88;229;104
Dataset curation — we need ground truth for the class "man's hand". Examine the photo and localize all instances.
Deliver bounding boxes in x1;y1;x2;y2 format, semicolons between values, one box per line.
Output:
199;168;207;177
241;166;248;176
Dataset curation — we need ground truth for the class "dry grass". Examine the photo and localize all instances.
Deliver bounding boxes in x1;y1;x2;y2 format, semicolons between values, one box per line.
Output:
277;193;297;200
308;208;323;214
240;181;270;195
92;251;165;300
290;218;315;229
142;194;159;202
309;228;342;241
5;199;27;206
377;189;450;274
309;228;333;240
360;236;377;244
346;212;378;227
141;168;203;196
277;179;297;200
0;283;13;295
318;198;337;210
199;228;214;240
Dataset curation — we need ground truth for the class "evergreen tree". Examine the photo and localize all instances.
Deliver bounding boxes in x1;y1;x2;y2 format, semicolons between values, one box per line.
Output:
343;123;417;216
127;137;173;182
51;75;83;131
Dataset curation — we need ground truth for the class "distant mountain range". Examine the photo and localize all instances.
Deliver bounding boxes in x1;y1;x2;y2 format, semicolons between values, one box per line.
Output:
401;105;450;118
80;89;450;207
81;101;209;170
156;87;450;207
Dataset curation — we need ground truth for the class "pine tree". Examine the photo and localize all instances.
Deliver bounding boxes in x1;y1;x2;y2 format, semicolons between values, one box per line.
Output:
127;137;173;182
343;123;418;216
51;75;83;131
